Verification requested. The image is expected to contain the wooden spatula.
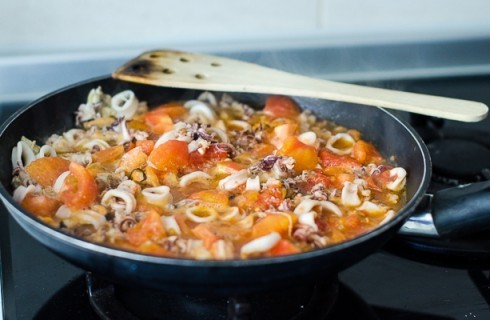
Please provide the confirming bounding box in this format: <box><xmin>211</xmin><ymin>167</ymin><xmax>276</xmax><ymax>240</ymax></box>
<box><xmin>113</xmin><ymin>50</ymin><xmax>488</xmax><ymax>122</ymax></box>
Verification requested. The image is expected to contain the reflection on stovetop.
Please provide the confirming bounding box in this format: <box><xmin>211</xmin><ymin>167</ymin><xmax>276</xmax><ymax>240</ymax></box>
<box><xmin>2</xmin><ymin>75</ymin><xmax>490</xmax><ymax>319</ymax></box>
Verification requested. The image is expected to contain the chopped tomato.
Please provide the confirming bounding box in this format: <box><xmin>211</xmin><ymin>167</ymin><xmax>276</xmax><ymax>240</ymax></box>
<box><xmin>151</xmin><ymin>102</ymin><xmax>188</xmax><ymax>120</ymax></box>
<box><xmin>144</xmin><ymin>112</ymin><xmax>173</xmax><ymax>135</ymax></box>
<box><xmin>233</xmin><ymin>190</ymin><xmax>259</xmax><ymax>211</ymax></box>
<box><xmin>277</xmin><ymin>137</ymin><xmax>319</xmax><ymax>173</ymax></box>
<box><xmin>298</xmin><ymin>170</ymin><xmax>353</xmax><ymax>193</ymax></box>
<box><xmin>256</xmin><ymin>186</ymin><xmax>285</xmax><ymax>211</ymax></box>
<box><xmin>212</xmin><ymin>160</ymin><xmax>245</xmax><ymax>175</ymax></box>
<box><xmin>135</xmin><ymin>140</ymin><xmax>155</xmax><ymax>155</ymax></box>
<box><xmin>270</xmin><ymin>239</ymin><xmax>300</xmax><ymax>256</ymax></box>
<box><xmin>188</xmin><ymin>144</ymin><xmax>229</xmax><ymax>169</ymax></box>
<box><xmin>92</xmin><ymin>145</ymin><xmax>125</xmax><ymax>164</ymax></box>
<box><xmin>263</xmin><ymin>96</ymin><xmax>301</xmax><ymax>119</ymax></box>
<box><xmin>137</xmin><ymin>241</ymin><xmax>170</xmax><ymax>256</ymax></box>
<box><xmin>269</xmin><ymin>123</ymin><xmax>298</xmax><ymax>148</ymax></box>
<box><xmin>119</xmin><ymin>146</ymin><xmax>148</xmax><ymax>174</ymax></box>
<box><xmin>306</xmin><ymin>171</ymin><xmax>334</xmax><ymax>189</ymax></box>
<box><xmin>251</xmin><ymin>143</ymin><xmax>276</xmax><ymax>158</ymax></box>
<box><xmin>21</xmin><ymin>194</ymin><xmax>62</xmax><ymax>217</ymax></box>
<box><xmin>174</xmin><ymin>213</ymin><xmax>193</xmax><ymax>237</ymax></box>
<box><xmin>60</xmin><ymin>162</ymin><xmax>98</xmax><ymax>210</ymax></box>
<box><xmin>319</xmin><ymin>149</ymin><xmax>361</xmax><ymax>174</ymax></box>
<box><xmin>144</xmin><ymin>103</ymin><xmax>188</xmax><ymax>134</ymax></box>
<box><xmin>369</xmin><ymin>166</ymin><xmax>395</xmax><ymax>191</ymax></box>
<box><xmin>126</xmin><ymin>210</ymin><xmax>166</xmax><ymax>246</ymax></box>
<box><xmin>148</xmin><ymin>140</ymin><xmax>189</xmax><ymax>172</ymax></box>
<box><xmin>189</xmin><ymin>190</ymin><xmax>230</xmax><ymax>207</ymax></box>
<box><xmin>25</xmin><ymin>157</ymin><xmax>70</xmax><ymax>187</ymax></box>
<box><xmin>192</xmin><ymin>223</ymin><xmax>220</xmax><ymax>249</ymax></box>
<box><xmin>342</xmin><ymin>214</ymin><xmax>361</xmax><ymax>231</ymax></box>
<box><xmin>352</xmin><ymin>140</ymin><xmax>383</xmax><ymax>165</ymax></box>
<box><xmin>252</xmin><ymin>213</ymin><xmax>297</xmax><ymax>238</ymax></box>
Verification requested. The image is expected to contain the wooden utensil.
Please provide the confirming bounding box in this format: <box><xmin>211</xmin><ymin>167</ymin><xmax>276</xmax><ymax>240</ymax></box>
<box><xmin>113</xmin><ymin>50</ymin><xmax>488</xmax><ymax>122</ymax></box>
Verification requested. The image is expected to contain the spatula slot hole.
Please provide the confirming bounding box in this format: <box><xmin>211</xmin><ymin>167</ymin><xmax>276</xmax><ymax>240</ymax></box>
<box><xmin>195</xmin><ymin>73</ymin><xmax>206</xmax><ymax>80</ymax></box>
<box><xmin>179</xmin><ymin>57</ymin><xmax>191</xmax><ymax>63</ymax></box>
<box><xmin>162</xmin><ymin>68</ymin><xmax>175</xmax><ymax>74</ymax></box>
<box><xmin>211</xmin><ymin>62</ymin><xmax>221</xmax><ymax>67</ymax></box>
<box><xmin>149</xmin><ymin>53</ymin><xmax>163</xmax><ymax>59</ymax></box>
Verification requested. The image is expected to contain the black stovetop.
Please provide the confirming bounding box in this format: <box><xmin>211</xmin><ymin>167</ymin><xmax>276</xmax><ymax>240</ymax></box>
<box><xmin>1</xmin><ymin>75</ymin><xmax>490</xmax><ymax>320</ymax></box>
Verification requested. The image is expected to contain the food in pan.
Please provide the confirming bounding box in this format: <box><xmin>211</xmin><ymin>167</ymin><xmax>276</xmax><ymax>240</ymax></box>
<box><xmin>10</xmin><ymin>88</ymin><xmax>407</xmax><ymax>259</ymax></box>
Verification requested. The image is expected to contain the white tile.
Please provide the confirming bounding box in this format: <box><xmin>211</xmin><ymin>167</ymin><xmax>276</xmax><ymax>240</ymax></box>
<box><xmin>0</xmin><ymin>0</ymin><xmax>319</xmax><ymax>55</ymax></box>
<box><xmin>319</xmin><ymin>0</ymin><xmax>490</xmax><ymax>35</ymax></box>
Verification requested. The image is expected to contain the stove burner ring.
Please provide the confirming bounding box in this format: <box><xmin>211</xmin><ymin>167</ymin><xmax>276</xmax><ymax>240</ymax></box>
<box><xmin>86</xmin><ymin>273</ymin><xmax>340</xmax><ymax>320</ymax></box>
<box><xmin>427</xmin><ymin>138</ymin><xmax>490</xmax><ymax>186</ymax></box>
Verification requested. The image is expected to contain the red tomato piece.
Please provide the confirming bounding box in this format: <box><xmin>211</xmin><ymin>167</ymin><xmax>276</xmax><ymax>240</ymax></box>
<box><xmin>188</xmin><ymin>144</ymin><xmax>229</xmax><ymax>169</ymax></box>
<box><xmin>148</xmin><ymin>140</ymin><xmax>189</xmax><ymax>172</ymax></box>
<box><xmin>189</xmin><ymin>190</ymin><xmax>230</xmax><ymax>207</ymax></box>
<box><xmin>277</xmin><ymin>137</ymin><xmax>319</xmax><ymax>173</ymax></box>
<box><xmin>144</xmin><ymin>112</ymin><xmax>173</xmax><ymax>135</ymax></box>
<box><xmin>319</xmin><ymin>149</ymin><xmax>361</xmax><ymax>174</ymax></box>
<box><xmin>21</xmin><ymin>194</ymin><xmax>62</xmax><ymax>217</ymax></box>
<box><xmin>269</xmin><ymin>239</ymin><xmax>301</xmax><ymax>256</ymax></box>
<box><xmin>256</xmin><ymin>186</ymin><xmax>284</xmax><ymax>211</ymax></box>
<box><xmin>252</xmin><ymin>213</ymin><xmax>297</xmax><ymax>238</ymax></box>
<box><xmin>25</xmin><ymin>157</ymin><xmax>70</xmax><ymax>187</ymax></box>
<box><xmin>352</xmin><ymin>140</ymin><xmax>384</xmax><ymax>165</ymax></box>
<box><xmin>263</xmin><ymin>96</ymin><xmax>301</xmax><ymax>119</ymax></box>
<box><xmin>192</xmin><ymin>223</ymin><xmax>220</xmax><ymax>249</ymax></box>
<box><xmin>92</xmin><ymin>145</ymin><xmax>125</xmax><ymax>164</ymax></box>
<box><xmin>135</xmin><ymin>140</ymin><xmax>155</xmax><ymax>155</ymax></box>
<box><xmin>60</xmin><ymin>162</ymin><xmax>98</xmax><ymax>210</ymax></box>
<box><xmin>126</xmin><ymin>210</ymin><xmax>166</xmax><ymax>246</ymax></box>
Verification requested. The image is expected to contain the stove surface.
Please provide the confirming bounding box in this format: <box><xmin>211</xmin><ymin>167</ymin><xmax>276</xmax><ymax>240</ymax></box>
<box><xmin>1</xmin><ymin>75</ymin><xmax>490</xmax><ymax>319</ymax></box>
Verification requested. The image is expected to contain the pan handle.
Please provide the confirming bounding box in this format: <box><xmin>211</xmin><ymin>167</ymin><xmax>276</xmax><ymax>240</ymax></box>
<box><xmin>431</xmin><ymin>180</ymin><xmax>490</xmax><ymax>239</ymax></box>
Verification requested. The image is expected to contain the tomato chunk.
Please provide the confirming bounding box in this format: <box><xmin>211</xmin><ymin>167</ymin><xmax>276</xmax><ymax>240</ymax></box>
<box><xmin>352</xmin><ymin>140</ymin><xmax>383</xmax><ymax>165</ymax></box>
<box><xmin>270</xmin><ymin>239</ymin><xmax>300</xmax><ymax>256</ymax></box>
<box><xmin>60</xmin><ymin>162</ymin><xmax>98</xmax><ymax>210</ymax></box>
<box><xmin>189</xmin><ymin>144</ymin><xmax>229</xmax><ymax>169</ymax></box>
<box><xmin>148</xmin><ymin>140</ymin><xmax>189</xmax><ymax>172</ymax></box>
<box><xmin>263</xmin><ymin>96</ymin><xmax>301</xmax><ymax>119</ymax></box>
<box><xmin>189</xmin><ymin>190</ymin><xmax>230</xmax><ymax>207</ymax></box>
<box><xmin>135</xmin><ymin>140</ymin><xmax>155</xmax><ymax>155</ymax></box>
<box><xmin>252</xmin><ymin>213</ymin><xmax>297</xmax><ymax>238</ymax></box>
<box><xmin>277</xmin><ymin>137</ymin><xmax>319</xmax><ymax>173</ymax></box>
<box><xmin>192</xmin><ymin>223</ymin><xmax>220</xmax><ymax>249</ymax></box>
<box><xmin>92</xmin><ymin>145</ymin><xmax>125</xmax><ymax>164</ymax></box>
<box><xmin>126</xmin><ymin>210</ymin><xmax>166</xmax><ymax>246</ymax></box>
<box><xmin>151</xmin><ymin>103</ymin><xmax>188</xmax><ymax>120</ymax></box>
<box><xmin>22</xmin><ymin>194</ymin><xmax>62</xmax><ymax>217</ymax></box>
<box><xmin>25</xmin><ymin>157</ymin><xmax>70</xmax><ymax>187</ymax></box>
<box><xmin>144</xmin><ymin>103</ymin><xmax>187</xmax><ymax>134</ymax></box>
<box><xmin>119</xmin><ymin>146</ymin><xmax>148</xmax><ymax>174</ymax></box>
<box><xmin>269</xmin><ymin>123</ymin><xmax>298</xmax><ymax>148</ymax></box>
<box><xmin>319</xmin><ymin>149</ymin><xmax>361</xmax><ymax>174</ymax></box>
<box><xmin>256</xmin><ymin>186</ymin><xmax>284</xmax><ymax>211</ymax></box>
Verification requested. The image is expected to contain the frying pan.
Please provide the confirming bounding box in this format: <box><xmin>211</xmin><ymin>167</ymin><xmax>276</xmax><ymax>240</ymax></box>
<box><xmin>0</xmin><ymin>76</ymin><xmax>431</xmax><ymax>294</ymax></box>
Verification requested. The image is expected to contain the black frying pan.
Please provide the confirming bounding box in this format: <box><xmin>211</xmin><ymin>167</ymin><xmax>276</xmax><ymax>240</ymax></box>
<box><xmin>0</xmin><ymin>76</ymin><xmax>431</xmax><ymax>294</ymax></box>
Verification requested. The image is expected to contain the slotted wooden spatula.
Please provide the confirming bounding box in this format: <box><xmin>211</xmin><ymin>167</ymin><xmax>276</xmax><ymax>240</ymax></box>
<box><xmin>113</xmin><ymin>50</ymin><xmax>488</xmax><ymax>122</ymax></box>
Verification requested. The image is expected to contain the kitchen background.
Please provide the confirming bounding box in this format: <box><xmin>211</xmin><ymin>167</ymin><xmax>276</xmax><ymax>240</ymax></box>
<box><xmin>2</xmin><ymin>0</ymin><xmax>490</xmax><ymax>104</ymax></box>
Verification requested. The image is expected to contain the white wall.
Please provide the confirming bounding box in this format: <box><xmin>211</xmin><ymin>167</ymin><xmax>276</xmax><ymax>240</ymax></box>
<box><xmin>2</xmin><ymin>0</ymin><xmax>490</xmax><ymax>57</ymax></box>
